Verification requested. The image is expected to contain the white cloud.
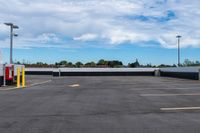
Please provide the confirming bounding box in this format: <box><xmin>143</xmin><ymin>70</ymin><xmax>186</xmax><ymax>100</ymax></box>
<box><xmin>74</xmin><ymin>33</ymin><xmax>97</xmax><ymax>41</ymax></box>
<box><xmin>0</xmin><ymin>0</ymin><xmax>200</xmax><ymax>49</ymax></box>
<box><xmin>103</xmin><ymin>28</ymin><xmax>150</xmax><ymax>45</ymax></box>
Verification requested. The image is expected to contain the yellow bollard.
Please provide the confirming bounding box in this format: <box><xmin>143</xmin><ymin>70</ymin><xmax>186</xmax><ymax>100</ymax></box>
<box><xmin>17</xmin><ymin>67</ymin><xmax>21</xmax><ymax>88</ymax></box>
<box><xmin>22</xmin><ymin>67</ymin><xmax>26</xmax><ymax>88</ymax></box>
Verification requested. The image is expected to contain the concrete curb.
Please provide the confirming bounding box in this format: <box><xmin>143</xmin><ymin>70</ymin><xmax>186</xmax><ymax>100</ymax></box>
<box><xmin>0</xmin><ymin>86</ymin><xmax>20</xmax><ymax>91</ymax></box>
<box><xmin>0</xmin><ymin>80</ymin><xmax>52</xmax><ymax>91</ymax></box>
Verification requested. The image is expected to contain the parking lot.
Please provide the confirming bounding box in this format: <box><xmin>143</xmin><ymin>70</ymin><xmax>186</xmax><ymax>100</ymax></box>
<box><xmin>0</xmin><ymin>76</ymin><xmax>200</xmax><ymax>133</ymax></box>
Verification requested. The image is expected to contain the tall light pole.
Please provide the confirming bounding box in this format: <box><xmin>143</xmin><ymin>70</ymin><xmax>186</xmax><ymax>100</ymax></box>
<box><xmin>4</xmin><ymin>23</ymin><xmax>19</xmax><ymax>64</ymax></box>
<box><xmin>176</xmin><ymin>35</ymin><xmax>182</xmax><ymax>67</ymax></box>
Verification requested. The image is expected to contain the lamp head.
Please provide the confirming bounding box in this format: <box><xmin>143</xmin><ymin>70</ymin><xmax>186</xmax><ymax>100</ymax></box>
<box><xmin>4</xmin><ymin>23</ymin><xmax>19</xmax><ymax>29</ymax></box>
<box><xmin>4</xmin><ymin>23</ymin><xmax>13</xmax><ymax>26</ymax></box>
<box><xmin>13</xmin><ymin>33</ymin><xmax>18</xmax><ymax>37</ymax></box>
<box><xmin>13</xmin><ymin>25</ymin><xmax>19</xmax><ymax>29</ymax></box>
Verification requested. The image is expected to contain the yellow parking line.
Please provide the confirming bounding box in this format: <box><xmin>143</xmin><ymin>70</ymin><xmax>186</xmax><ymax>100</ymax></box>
<box><xmin>141</xmin><ymin>93</ymin><xmax>200</xmax><ymax>97</ymax></box>
<box><xmin>161</xmin><ymin>107</ymin><xmax>200</xmax><ymax>111</ymax></box>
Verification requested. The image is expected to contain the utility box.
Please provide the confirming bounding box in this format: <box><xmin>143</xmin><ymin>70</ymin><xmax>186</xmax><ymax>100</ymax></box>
<box><xmin>0</xmin><ymin>64</ymin><xmax>25</xmax><ymax>86</ymax></box>
<box><xmin>5</xmin><ymin>64</ymin><xmax>14</xmax><ymax>85</ymax></box>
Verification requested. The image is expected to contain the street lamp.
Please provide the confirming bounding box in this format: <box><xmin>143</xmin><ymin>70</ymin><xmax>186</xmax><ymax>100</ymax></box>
<box><xmin>176</xmin><ymin>35</ymin><xmax>182</xmax><ymax>67</ymax></box>
<box><xmin>4</xmin><ymin>23</ymin><xmax>19</xmax><ymax>64</ymax></box>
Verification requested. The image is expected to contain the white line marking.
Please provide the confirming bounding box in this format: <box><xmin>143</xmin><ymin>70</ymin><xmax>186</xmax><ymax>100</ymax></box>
<box><xmin>161</xmin><ymin>107</ymin><xmax>200</xmax><ymax>111</ymax></box>
<box><xmin>69</xmin><ymin>84</ymin><xmax>80</xmax><ymax>88</ymax></box>
<box><xmin>29</xmin><ymin>80</ymin><xmax>52</xmax><ymax>87</ymax></box>
<box><xmin>129</xmin><ymin>88</ymin><xmax>199</xmax><ymax>91</ymax></box>
<box><xmin>141</xmin><ymin>93</ymin><xmax>200</xmax><ymax>97</ymax></box>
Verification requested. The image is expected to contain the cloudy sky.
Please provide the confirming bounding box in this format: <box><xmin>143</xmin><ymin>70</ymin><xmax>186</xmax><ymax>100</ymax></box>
<box><xmin>0</xmin><ymin>0</ymin><xmax>200</xmax><ymax>64</ymax></box>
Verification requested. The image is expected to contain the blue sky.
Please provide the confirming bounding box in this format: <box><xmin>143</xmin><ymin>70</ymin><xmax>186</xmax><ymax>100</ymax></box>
<box><xmin>0</xmin><ymin>0</ymin><xmax>200</xmax><ymax>65</ymax></box>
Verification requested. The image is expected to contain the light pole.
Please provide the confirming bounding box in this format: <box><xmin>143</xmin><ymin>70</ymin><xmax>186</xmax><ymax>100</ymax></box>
<box><xmin>4</xmin><ymin>23</ymin><xmax>19</xmax><ymax>64</ymax></box>
<box><xmin>176</xmin><ymin>35</ymin><xmax>182</xmax><ymax>67</ymax></box>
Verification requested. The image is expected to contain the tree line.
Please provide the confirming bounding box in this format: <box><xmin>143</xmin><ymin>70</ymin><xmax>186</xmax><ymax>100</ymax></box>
<box><xmin>14</xmin><ymin>59</ymin><xmax>200</xmax><ymax>68</ymax></box>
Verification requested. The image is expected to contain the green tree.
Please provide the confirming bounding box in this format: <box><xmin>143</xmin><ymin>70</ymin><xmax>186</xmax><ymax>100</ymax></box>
<box><xmin>75</xmin><ymin>62</ymin><xmax>83</xmax><ymax>68</ymax></box>
<box><xmin>157</xmin><ymin>64</ymin><xmax>174</xmax><ymax>68</ymax></box>
<box><xmin>97</xmin><ymin>59</ymin><xmax>108</xmax><ymax>66</ymax></box>
<box><xmin>183</xmin><ymin>59</ymin><xmax>200</xmax><ymax>66</ymax></box>
<box><xmin>55</xmin><ymin>60</ymin><xmax>68</xmax><ymax>67</ymax></box>
<box><xmin>85</xmin><ymin>62</ymin><xmax>96</xmax><ymax>67</ymax></box>
<box><xmin>128</xmin><ymin>59</ymin><xmax>140</xmax><ymax>68</ymax></box>
<box><xmin>67</xmin><ymin>62</ymin><xmax>74</xmax><ymax>67</ymax></box>
<box><xmin>108</xmin><ymin>60</ymin><xmax>123</xmax><ymax>68</ymax></box>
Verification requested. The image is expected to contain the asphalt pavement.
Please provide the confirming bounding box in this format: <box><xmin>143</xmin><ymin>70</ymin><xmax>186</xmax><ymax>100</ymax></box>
<box><xmin>0</xmin><ymin>76</ymin><xmax>200</xmax><ymax>133</ymax></box>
